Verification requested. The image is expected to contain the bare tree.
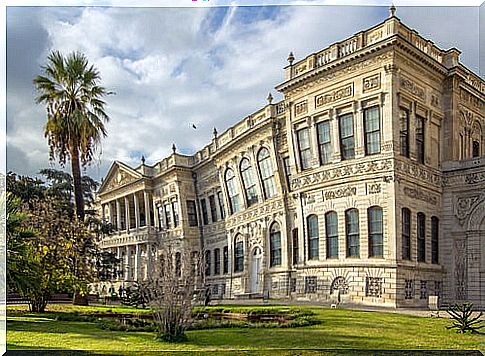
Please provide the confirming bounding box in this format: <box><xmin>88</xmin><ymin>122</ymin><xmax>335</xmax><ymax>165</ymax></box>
<box><xmin>139</xmin><ymin>242</ymin><xmax>204</xmax><ymax>342</ymax></box>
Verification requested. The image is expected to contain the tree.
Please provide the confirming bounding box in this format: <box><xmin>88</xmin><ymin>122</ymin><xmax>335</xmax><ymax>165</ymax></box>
<box><xmin>138</xmin><ymin>244</ymin><xmax>204</xmax><ymax>342</ymax></box>
<box><xmin>33</xmin><ymin>51</ymin><xmax>110</xmax><ymax>221</ymax></box>
<box><xmin>6</xmin><ymin>193</ymin><xmax>36</xmax><ymax>293</ymax></box>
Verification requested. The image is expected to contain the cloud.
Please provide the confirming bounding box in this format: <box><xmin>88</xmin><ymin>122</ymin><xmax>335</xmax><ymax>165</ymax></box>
<box><xmin>6</xmin><ymin>5</ymin><xmax>480</xmax><ymax>182</ymax></box>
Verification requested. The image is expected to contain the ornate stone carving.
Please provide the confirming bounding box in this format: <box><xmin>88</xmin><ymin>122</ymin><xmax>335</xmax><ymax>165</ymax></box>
<box><xmin>366</xmin><ymin>183</ymin><xmax>381</xmax><ymax>194</ymax></box>
<box><xmin>394</xmin><ymin>160</ymin><xmax>442</xmax><ymax>188</ymax></box>
<box><xmin>465</xmin><ymin>172</ymin><xmax>485</xmax><ymax>184</ymax></box>
<box><xmin>315</xmin><ymin>84</ymin><xmax>353</xmax><ymax>108</ymax></box>
<box><xmin>365</xmin><ymin>277</ymin><xmax>382</xmax><ymax>297</ymax></box>
<box><xmin>226</xmin><ymin>198</ymin><xmax>284</xmax><ymax>228</ymax></box>
<box><xmin>454</xmin><ymin>195</ymin><xmax>482</xmax><ymax>222</ymax></box>
<box><xmin>403</xmin><ymin>187</ymin><xmax>438</xmax><ymax>205</ymax></box>
<box><xmin>363</xmin><ymin>74</ymin><xmax>380</xmax><ymax>93</ymax></box>
<box><xmin>330</xmin><ymin>276</ymin><xmax>349</xmax><ymax>295</ymax></box>
<box><xmin>106</xmin><ymin>169</ymin><xmax>137</xmax><ymax>191</ymax></box>
<box><xmin>291</xmin><ymin>159</ymin><xmax>393</xmax><ymax>190</ymax></box>
<box><xmin>324</xmin><ymin>186</ymin><xmax>357</xmax><ymax>200</ymax></box>
<box><xmin>454</xmin><ymin>238</ymin><xmax>467</xmax><ymax>300</ymax></box>
<box><xmin>400</xmin><ymin>76</ymin><xmax>425</xmax><ymax>100</ymax></box>
<box><xmin>295</xmin><ymin>100</ymin><xmax>308</xmax><ymax>116</ymax></box>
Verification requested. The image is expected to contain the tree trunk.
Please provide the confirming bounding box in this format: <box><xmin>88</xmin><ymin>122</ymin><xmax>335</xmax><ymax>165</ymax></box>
<box><xmin>70</xmin><ymin>147</ymin><xmax>85</xmax><ymax>221</ymax></box>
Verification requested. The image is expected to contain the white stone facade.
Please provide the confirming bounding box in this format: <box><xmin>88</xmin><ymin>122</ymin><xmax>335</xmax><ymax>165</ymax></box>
<box><xmin>95</xmin><ymin>12</ymin><xmax>485</xmax><ymax>308</ymax></box>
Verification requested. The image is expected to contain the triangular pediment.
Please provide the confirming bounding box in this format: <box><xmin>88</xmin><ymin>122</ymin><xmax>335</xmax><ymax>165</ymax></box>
<box><xmin>98</xmin><ymin>161</ymin><xmax>143</xmax><ymax>195</ymax></box>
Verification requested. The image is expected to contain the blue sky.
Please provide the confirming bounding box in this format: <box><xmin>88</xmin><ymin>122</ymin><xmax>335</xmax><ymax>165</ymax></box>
<box><xmin>5</xmin><ymin>4</ymin><xmax>482</xmax><ymax>181</ymax></box>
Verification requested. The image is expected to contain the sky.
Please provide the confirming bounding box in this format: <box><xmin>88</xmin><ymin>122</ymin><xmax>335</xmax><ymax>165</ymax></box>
<box><xmin>5</xmin><ymin>2</ymin><xmax>483</xmax><ymax>183</ymax></box>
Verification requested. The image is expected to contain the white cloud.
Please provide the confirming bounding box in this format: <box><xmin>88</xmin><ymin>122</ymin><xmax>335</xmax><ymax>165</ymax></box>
<box><xmin>6</xmin><ymin>5</ymin><xmax>480</xmax><ymax>181</ymax></box>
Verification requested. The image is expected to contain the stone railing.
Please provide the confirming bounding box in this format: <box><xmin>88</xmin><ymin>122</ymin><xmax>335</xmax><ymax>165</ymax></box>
<box><xmin>286</xmin><ymin>16</ymin><xmax>447</xmax><ymax>80</ymax></box>
<box><xmin>99</xmin><ymin>226</ymin><xmax>159</xmax><ymax>248</ymax></box>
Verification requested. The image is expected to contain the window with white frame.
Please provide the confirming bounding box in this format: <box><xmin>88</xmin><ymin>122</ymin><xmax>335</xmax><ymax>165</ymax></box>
<box><xmin>297</xmin><ymin>128</ymin><xmax>312</xmax><ymax>170</ymax></box>
<box><xmin>317</xmin><ymin>121</ymin><xmax>332</xmax><ymax>164</ymax></box>
<box><xmin>225</xmin><ymin>169</ymin><xmax>242</xmax><ymax>214</ymax></box>
<box><xmin>364</xmin><ymin>106</ymin><xmax>381</xmax><ymax>155</ymax></box>
<box><xmin>257</xmin><ymin>148</ymin><xmax>277</xmax><ymax>199</ymax></box>
<box><xmin>240</xmin><ymin>158</ymin><xmax>259</xmax><ymax>207</ymax></box>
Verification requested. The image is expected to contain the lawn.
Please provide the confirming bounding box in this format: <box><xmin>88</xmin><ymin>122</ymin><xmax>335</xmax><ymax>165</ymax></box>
<box><xmin>7</xmin><ymin>304</ymin><xmax>485</xmax><ymax>354</ymax></box>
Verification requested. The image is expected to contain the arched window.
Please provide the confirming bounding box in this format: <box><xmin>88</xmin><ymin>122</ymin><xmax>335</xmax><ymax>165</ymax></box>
<box><xmin>307</xmin><ymin>215</ymin><xmax>319</xmax><ymax>260</ymax></box>
<box><xmin>257</xmin><ymin>148</ymin><xmax>277</xmax><ymax>199</ymax></box>
<box><xmin>225</xmin><ymin>168</ymin><xmax>242</xmax><ymax>214</ymax></box>
<box><xmin>368</xmin><ymin>206</ymin><xmax>383</xmax><ymax>257</ymax></box>
<box><xmin>345</xmin><ymin>209</ymin><xmax>359</xmax><ymax>257</ymax></box>
<box><xmin>325</xmin><ymin>211</ymin><xmax>338</xmax><ymax>258</ymax></box>
<box><xmin>234</xmin><ymin>236</ymin><xmax>244</xmax><ymax>273</ymax></box>
<box><xmin>240</xmin><ymin>158</ymin><xmax>259</xmax><ymax>207</ymax></box>
<box><xmin>269</xmin><ymin>222</ymin><xmax>282</xmax><ymax>267</ymax></box>
<box><xmin>472</xmin><ymin>122</ymin><xmax>482</xmax><ymax>158</ymax></box>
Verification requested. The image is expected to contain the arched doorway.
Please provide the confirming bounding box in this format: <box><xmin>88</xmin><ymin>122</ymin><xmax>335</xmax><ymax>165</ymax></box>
<box><xmin>250</xmin><ymin>247</ymin><xmax>262</xmax><ymax>293</ymax></box>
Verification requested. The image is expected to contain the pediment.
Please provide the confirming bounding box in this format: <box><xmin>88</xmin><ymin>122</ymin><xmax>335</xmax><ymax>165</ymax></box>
<box><xmin>98</xmin><ymin>161</ymin><xmax>143</xmax><ymax>195</ymax></box>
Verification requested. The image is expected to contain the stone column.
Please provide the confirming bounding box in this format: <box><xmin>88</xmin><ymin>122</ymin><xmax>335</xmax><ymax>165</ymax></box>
<box><xmin>330</xmin><ymin>109</ymin><xmax>341</xmax><ymax>162</ymax></box>
<box><xmin>108</xmin><ymin>203</ymin><xmax>113</xmax><ymax>225</ymax></box>
<box><xmin>144</xmin><ymin>191</ymin><xmax>151</xmax><ymax>227</ymax></box>
<box><xmin>153</xmin><ymin>200</ymin><xmax>160</xmax><ymax>229</ymax></box>
<box><xmin>124</xmin><ymin>246</ymin><xmax>130</xmax><ymax>280</ymax></box>
<box><xmin>125</xmin><ymin>196</ymin><xmax>131</xmax><ymax>233</ymax></box>
<box><xmin>309</xmin><ymin>118</ymin><xmax>319</xmax><ymax>168</ymax></box>
<box><xmin>101</xmin><ymin>204</ymin><xmax>106</xmax><ymax>222</ymax></box>
<box><xmin>355</xmin><ymin>103</ymin><xmax>365</xmax><ymax>158</ymax></box>
<box><xmin>134</xmin><ymin>193</ymin><xmax>140</xmax><ymax>230</ymax></box>
<box><xmin>135</xmin><ymin>244</ymin><xmax>141</xmax><ymax>282</ymax></box>
<box><xmin>116</xmin><ymin>199</ymin><xmax>122</xmax><ymax>231</ymax></box>
<box><xmin>116</xmin><ymin>246</ymin><xmax>121</xmax><ymax>281</ymax></box>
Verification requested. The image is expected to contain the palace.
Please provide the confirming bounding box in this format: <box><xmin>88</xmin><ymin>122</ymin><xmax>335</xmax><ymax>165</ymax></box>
<box><xmin>95</xmin><ymin>9</ymin><xmax>485</xmax><ymax>308</ymax></box>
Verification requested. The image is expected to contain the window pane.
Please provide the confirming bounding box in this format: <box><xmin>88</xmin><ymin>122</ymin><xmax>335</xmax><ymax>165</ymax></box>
<box><xmin>234</xmin><ymin>240</ymin><xmax>244</xmax><ymax>272</ymax></box>
<box><xmin>225</xmin><ymin>169</ymin><xmax>242</xmax><ymax>214</ymax></box>
<box><xmin>416</xmin><ymin>116</ymin><xmax>425</xmax><ymax>164</ymax></box>
<box><xmin>258</xmin><ymin>149</ymin><xmax>277</xmax><ymax>199</ymax></box>
<box><xmin>317</xmin><ymin>121</ymin><xmax>332</xmax><ymax>164</ymax></box>
<box><xmin>431</xmin><ymin>216</ymin><xmax>439</xmax><ymax>264</ymax></box>
<box><xmin>326</xmin><ymin>212</ymin><xmax>338</xmax><ymax>258</ymax></box>
<box><xmin>340</xmin><ymin>114</ymin><xmax>355</xmax><ymax>160</ymax></box>
<box><xmin>298</xmin><ymin>128</ymin><xmax>312</xmax><ymax>169</ymax></box>
<box><xmin>240</xmin><ymin>158</ymin><xmax>259</xmax><ymax>206</ymax></box>
<box><xmin>346</xmin><ymin>209</ymin><xmax>360</xmax><ymax>257</ymax></box>
<box><xmin>270</xmin><ymin>224</ymin><xmax>282</xmax><ymax>267</ymax></box>
<box><xmin>417</xmin><ymin>212</ymin><xmax>426</xmax><ymax>262</ymax></box>
<box><xmin>400</xmin><ymin>109</ymin><xmax>409</xmax><ymax>157</ymax></box>
<box><xmin>368</xmin><ymin>207</ymin><xmax>383</xmax><ymax>257</ymax></box>
<box><xmin>402</xmin><ymin>208</ymin><xmax>411</xmax><ymax>260</ymax></box>
<box><xmin>307</xmin><ymin>215</ymin><xmax>319</xmax><ymax>260</ymax></box>
<box><xmin>209</xmin><ymin>195</ymin><xmax>217</xmax><ymax>222</ymax></box>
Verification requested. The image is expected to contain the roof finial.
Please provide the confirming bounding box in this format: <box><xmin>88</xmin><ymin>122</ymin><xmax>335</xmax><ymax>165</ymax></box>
<box><xmin>389</xmin><ymin>4</ymin><xmax>396</xmax><ymax>17</ymax></box>
<box><xmin>267</xmin><ymin>92</ymin><xmax>273</xmax><ymax>104</ymax></box>
<box><xmin>213</xmin><ymin>127</ymin><xmax>218</xmax><ymax>138</ymax></box>
<box><xmin>141</xmin><ymin>155</ymin><xmax>146</xmax><ymax>165</ymax></box>
<box><xmin>172</xmin><ymin>143</ymin><xmax>177</xmax><ymax>154</ymax></box>
<box><xmin>287</xmin><ymin>52</ymin><xmax>295</xmax><ymax>65</ymax></box>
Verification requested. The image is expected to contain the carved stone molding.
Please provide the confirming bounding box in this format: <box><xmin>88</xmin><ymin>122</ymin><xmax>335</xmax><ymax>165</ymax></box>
<box><xmin>403</xmin><ymin>186</ymin><xmax>438</xmax><ymax>205</ymax></box>
<box><xmin>315</xmin><ymin>84</ymin><xmax>353</xmax><ymax>108</ymax></box>
<box><xmin>363</xmin><ymin>74</ymin><xmax>381</xmax><ymax>93</ymax></box>
<box><xmin>400</xmin><ymin>76</ymin><xmax>425</xmax><ymax>100</ymax></box>
<box><xmin>291</xmin><ymin>159</ymin><xmax>393</xmax><ymax>190</ymax></box>
<box><xmin>226</xmin><ymin>198</ymin><xmax>284</xmax><ymax>228</ymax></box>
<box><xmin>323</xmin><ymin>186</ymin><xmax>357</xmax><ymax>201</ymax></box>
<box><xmin>454</xmin><ymin>195</ymin><xmax>482</xmax><ymax>223</ymax></box>
<box><xmin>394</xmin><ymin>160</ymin><xmax>442</xmax><ymax>188</ymax></box>
<box><xmin>454</xmin><ymin>238</ymin><xmax>467</xmax><ymax>301</ymax></box>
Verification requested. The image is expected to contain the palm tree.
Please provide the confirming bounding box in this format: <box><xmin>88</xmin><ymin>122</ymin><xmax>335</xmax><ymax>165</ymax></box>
<box><xmin>34</xmin><ymin>51</ymin><xmax>110</xmax><ymax>220</ymax></box>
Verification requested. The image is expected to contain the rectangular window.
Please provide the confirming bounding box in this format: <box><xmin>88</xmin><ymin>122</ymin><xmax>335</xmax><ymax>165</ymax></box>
<box><xmin>164</xmin><ymin>203</ymin><xmax>172</xmax><ymax>229</ymax></box>
<box><xmin>339</xmin><ymin>114</ymin><xmax>355</xmax><ymax>160</ymax></box>
<box><xmin>223</xmin><ymin>246</ymin><xmax>228</xmax><ymax>274</ymax></box>
<box><xmin>186</xmin><ymin>200</ymin><xmax>198</xmax><ymax>227</ymax></box>
<box><xmin>364</xmin><ymin>106</ymin><xmax>381</xmax><ymax>155</ymax></box>
<box><xmin>292</xmin><ymin>228</ymin><xmax>299</xmax><ymax>265</ymax></box>
<box><xmin>214</xmin><ymin>248</ymin><xmax>221</xmax><ymax>275</ymax></box>
<box><xmin>172</xmin><ymin>201</ymin><xmax>179</xmax><ymax>227</ymax></box>
<box><xmin>431</xmin><ymin>216</ymin><xmax>439</xmax><ymax>264</ymax></box>
<box><xmin>417</xmin><ymin>213</ymin><xmax>426</xmax><ymax>262</ymax></box>
<box><xmin>405</xmin><ymin>279</ymin><xmax>414</xmax><ymax>299</ymax></box>
<box><xmin>400</xmin><ymin>109</ymin><xmax>410</xmax><ymax>157</ymax></box>
<box><xmin>402</xmin><ymin>208</ymin><xmax>411</xmax><ymax>260</ymax></box>
<box><xmin>200</xmin><ymin>198</ymin><xmax>209</xmax><ymax>225</ymax></box>
<box><xmin>205</xmin><ymin>250</ymin><xmax>211</xmax><ymax>276</ymax></box>
<box><xmin>305</xmin><ymin>276</ymin><xmax>317</xmax><ymax>294</ymax></box>
<box><xmin>217</xmin><ymin>192</ymin><xmax>226</xmax><ymax>219</ymax></box>
<box><xmin>345</xmin><ymin>209</ymin><xmax>360</xmax><ymax>258</ymax></box>
<box><xmin>317</xmin><ymin>121</ymin><xmax>332</xmax><ymax>164</ymax></box>
<box><xmin>209</xmin><ymin>195</ymin><xmax>217</xmax><ymax>223</ymax></box>
<box><xmin>297</xmin><ymin>128</ymin><xmax>312</xmax><ymax>170</ymax></box>
<box><xmin>416</xmin><ymin>116</ymin><xmax>425</xmax><ymax>164</ymax></box>
<box><xmin>473</xmin><ymin>141</ymin><xmax>480</xmax><ymax>158</ymax></box>
<box><xmin>368</xmin><ymin>207</ymin><xmax>383</xmax><ymax>257</ymax></box>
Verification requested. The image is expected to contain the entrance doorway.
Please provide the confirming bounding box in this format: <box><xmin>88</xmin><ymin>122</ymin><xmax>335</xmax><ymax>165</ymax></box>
<box><xmin>250</xmin><ymin>247</ymin><xmax>262</xmax><ymax>293</ymax></box>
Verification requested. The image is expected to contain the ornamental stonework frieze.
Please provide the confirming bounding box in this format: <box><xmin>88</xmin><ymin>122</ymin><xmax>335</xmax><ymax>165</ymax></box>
<box><xmin>400</xmin><ymin>76</ymin><xmax>425</xmax><ymax>100</ymax></box>
<box><xmin>366</xmin><ymin>183</ymin><xmax>382</xmax><ymax>194</ymax></box>
<box><xmin>290</xmin><ymin>159</ymin><xmax>393</xmax><ymax>190</ymax></box>
<box><xmin>323</xmin><ymin>186</ymin><xmax>357</xmax><ymax>201</ymax></box>
<box><xmin>205</xmin><ymin>235</ymin><xmax>227</xmax><ymax>246</ymax></box>
<box><xmin>225</xmin><ymin>198</ymin><xmax>284</xmax><ymax>228</ymax></box>
<box><xmin>362</xmin><ymin>74</ymin><xmax>381</xmax><ymax>93</ymax></box>
<box><xmin>285</xmin><ymin>52</ymin><xmax>391</xmax><ymax>97</ymax></box>
<box><xmin>394</xmin><ymin>160</ymin><xmax>442</xmax><ymax>188</ymax></box>
<box><xmin>454</xmin><ymin>194</ymin><xmax>483</xmax><ymax>224</ymax></box>
<box><xmin>459</xmin><ymin>89</ymin><xmax>483</xmax><ymax>112</ymax></box>
<box><xmin>315</xmin><ymin>84</ymin><xmax>353</xmax><ymax>108</ymax></box>
<box><xmin>295</xmin><ymin>100</ymin><xmax>308</xmax><ymax>116</ymax></box>
<box><xmin>403</xmin><ymin>186</ymin><xmax>438</xmax><ymax>206</ymax></box>
<box><xmin>465</xmin><ymin>172</ymin><xmax>485</xmax><ymax>184</ymax></box>
<box><xmin>105</xmin><ymin>170</ymin><xmax>138</xmax><ymax>192</ymax></box>
<box><xmin>100</xmin><ymin>181</ymin><xmax>146</xmax><ymax>201</ymax></box>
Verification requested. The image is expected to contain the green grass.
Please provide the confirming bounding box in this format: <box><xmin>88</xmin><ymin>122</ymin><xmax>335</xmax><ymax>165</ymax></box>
<box><xmin>7</xmin><ymin>305</ymin><xmax>485</xmax><ymax>354</ymax></box>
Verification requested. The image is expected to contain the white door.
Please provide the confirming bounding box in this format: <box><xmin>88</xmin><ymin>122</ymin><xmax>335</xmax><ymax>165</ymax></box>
<box><xmin>250</xmin><ymin>247</ymin><xmax>262</xmax><ymax>293</ymax></box>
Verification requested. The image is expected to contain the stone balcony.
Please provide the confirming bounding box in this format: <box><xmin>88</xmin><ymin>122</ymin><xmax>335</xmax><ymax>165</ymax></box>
<box><xmin>98</xmin><ymin>225</ymin><xmax>159</xmax><ymax>248</ymax></box>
